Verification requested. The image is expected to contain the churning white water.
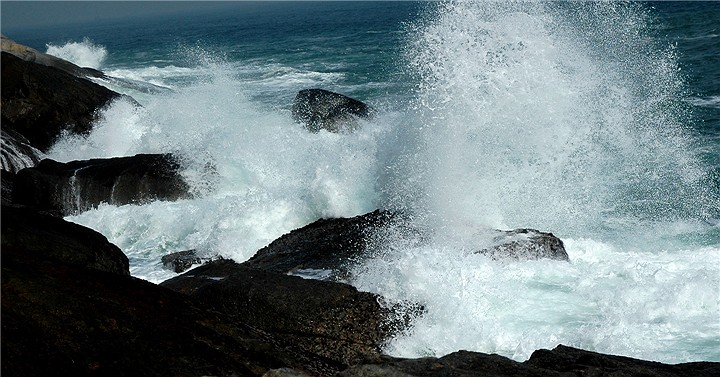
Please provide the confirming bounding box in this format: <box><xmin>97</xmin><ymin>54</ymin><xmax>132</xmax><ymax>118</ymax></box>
<box><xmin>47</xmin><ymin>0</ymin><xmax>719</xmax><ymax>364</ymax></box>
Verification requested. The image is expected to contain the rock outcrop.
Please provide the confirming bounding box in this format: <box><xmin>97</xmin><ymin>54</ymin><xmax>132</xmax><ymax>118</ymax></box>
<box><xmin>161</xmin><ymin>259</ymin><xmax>405</xmax><ymax>368</ymax></box>
<box><xmin>244</xmin><ymin>210</ymin><xmax>398</xmax><ymax>281</ymax></box>
<box><xmin>1</xmin><ymin>51</ymin><xmax>121</xmax><ymax>152</ymax></box>
<box><xmin>12</xmin><ymin>154</ymin><xmax>191</xmax><ymax>216</ymax></box>
<box><xmin>291</xmin><ymin>89</ymin><xmax>375</xmax><ymax>133</ymax></box>
<box><xmin>161</xmin><ymin>249</ymin><xmax>216</xmax><ymax>273</ymax></box>
<box><xmin>2</xmin><ymin>204</ymin><xmax>129</xmax><ymax>275</ymax></box>
<box><xmin>334</xmin><ymin>345</ymin><xmax>720</xmax><ymax>377</ymax></box>
<box><xmin>1</xmin><ymin>228</ymin><xmax>334</xmax><ymax>377</ymax></box>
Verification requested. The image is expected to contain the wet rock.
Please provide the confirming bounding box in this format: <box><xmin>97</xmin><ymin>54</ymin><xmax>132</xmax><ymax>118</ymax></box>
<box><xmin>161</xmin><ymin>249</ymin><xmax>217</xmax><ymax>273</ymax></box>
<box><xmin>161</xmin><ymin>259</ymin><xmax>403</xmax><ymax>367</ymax></box>
<box><xmin>1</xmin><ymin>242</ymin><xmax>333</xmax><ymax>377</ymax></box>
<box><xmin>479</xmin><ymin>228</ymin><xmax>569</xmax><ymax>262</ymax></box>
<box><xmin>339</xmin><ymin>346</ymin><xmax>720</xmax><ymax>377</ymax></box>
<box><xmin>1</xmin><ymin>129</ymin><xmax>43</xmax><ymax>173</ymax></box>
<box><xmin>291</xmin><ymin>89</ymin><xmax>374</xmax><ymax>133</ymax></box>
<box><xmin>243</xmin><ymin>210</ymin><xmax>398</xmax><ymax>281</ymax></box>
<box><xmin>1</xmin><ymin>51</ymin><xmax>121</xmax><ymax>152</ymax></box>
<box><xmin>1</xmin><ymin>204</ymin><xmax>129</xmax><ymax>275</ymax></box>
<box><xmin>12</xmin><ymin>154</ymin><xmax>191</xmax><ymax>216</ymax></box>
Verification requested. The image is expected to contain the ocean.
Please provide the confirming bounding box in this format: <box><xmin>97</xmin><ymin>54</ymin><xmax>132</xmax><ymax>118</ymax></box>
<box><xmin>3</xmin><ymin>0</ymin><xmax>719</xmax><ymax>365</ymax></box>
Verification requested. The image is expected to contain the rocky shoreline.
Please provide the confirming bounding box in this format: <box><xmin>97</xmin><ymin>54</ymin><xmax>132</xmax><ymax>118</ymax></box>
<box><xmin>2</xmin><ymin>36</ymin><xmax>718</xmax><ymax>376</ymax></box>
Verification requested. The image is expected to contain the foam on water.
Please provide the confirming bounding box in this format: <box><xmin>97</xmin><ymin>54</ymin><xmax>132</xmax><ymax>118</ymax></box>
<box><xmin>46</xmin><ymin>37</ymin><xmax>107</xmax><ymax>69</ymax></box>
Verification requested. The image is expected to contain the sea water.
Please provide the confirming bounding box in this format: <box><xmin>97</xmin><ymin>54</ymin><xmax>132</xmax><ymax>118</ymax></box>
<box><xmin>4</xmin><ymin>1</ymin><xmax>719</xmax><ymax>364</ymax></box>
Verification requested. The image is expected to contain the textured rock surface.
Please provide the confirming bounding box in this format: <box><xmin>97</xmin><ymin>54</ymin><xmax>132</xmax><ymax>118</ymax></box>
<box><xmin>1</xmin><ymin>51</ymin><xmax>121</xmax><ymax>152</ymax></box>
<box><xmin>244</xmin><ymin>210</ymin><xmax>398</xmax><ymax>281</ymax></box>
<box><xmin>1</xmin><ymin>204</ymin><xmax>129</xmax><ymax>275</ymax></box>
<box><xmin>161</xmin><ymin>249</ymin><xmax>211</xmax><ymax>273</ymax></box>
<box><xmin>1</xmin><ymin>245</ymin><xmax>333</xmax><ymax>377</ymax></box>
<box><xmin>12</xmin><ymin>154</ymin><xmax>191</xmax><ymax>216</ymax></box>
<box><xmin>291</xmin><ymin>88</ymin><xmax>374</xmax><ymax>132</ymax></box>
<box><xmin>161</xmin><ymin>259</ymin><xmax>401</xmax><ymax>367</ymax></box>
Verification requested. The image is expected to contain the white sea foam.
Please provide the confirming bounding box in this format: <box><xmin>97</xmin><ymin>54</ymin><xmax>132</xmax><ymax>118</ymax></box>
<box><xmin>46</xmin><ymin>37</ymin><xmax>107</xmax><ymax>69</ymax></box>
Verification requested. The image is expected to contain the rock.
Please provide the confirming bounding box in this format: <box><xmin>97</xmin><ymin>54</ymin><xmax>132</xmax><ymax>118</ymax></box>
<box><xmin>1</xmin><ymin>129</ymin><xmax>44</xmax><ymax>173</ymax></box>
<box><xmin>291</xmin><ymin>88</ymin><xmax>374</xmax><ymax>133</ymax></box>
<box><xmin>1</xmin><ymin>241</ymin><xmax>333</xmax><ymax>377</ymax></box>
<box><xmin>1</xmin><ymin>204</ymin><xmax>129</xmax><ymax>275</ymax></box>
<box><xmin>1</xmin><ymin>51</ymin><xmax>122</xmax><ymax>152</ymax></box>
<box><xmin>161</xmin><ymin>259</ymin><xmax>406</xmax><ymax>367</ymax></box>
<box><xmin>161</xmin><ymin>249</ymin><xmax>208</xmax><ymax>273</ymax></box>
<box><xmin>339</xmin><ymin>346</ymin><xmax>720</xmax><ymax>377</ymax></box>
<box><xmin>2</xmin><ymin>169</ymin><xmax>16</xmax><ymax>206</ymax></box>
<box><xmin>243</xmin><ymin>210</ymin><xmax>399</xmax><ymax>281</ymax></box>
<box><xmin>479</xmin><ymin>228</ymin><xmax>569</xmax><ymax>262</ymax></box>
<box><xmin>1</xmin><ymin>34</ymin><xmax>105</xmax><ymax>78</ymax></box>
<box><xmin>12</xmin><ymin>154</ymin><xmax>191</xmax><ymax>216</ymax></box>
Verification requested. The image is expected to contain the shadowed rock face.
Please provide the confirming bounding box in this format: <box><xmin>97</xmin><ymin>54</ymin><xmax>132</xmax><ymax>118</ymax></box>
<box><xmin>12</xmin><ymin>154</ymin><xmax>191</xmax><ymax>216</ymax></box>
<box><xmin>1</xmin><ymin>204</ymin><xmax>129</xmax><ymax>275</ymax></box>
<box><xmin>1</xmin><ymin>240</ymin><xmax>335</xmax><ymax>377</ymax></box>
<box><xmin>161</xmin><ymin>259</ymin><xmax>402</xmax><ymax>367</ymax></box>
<box><xmin>1</xmin><ymin>51</ymin><xmax>121</xmax><ymax>152</ymax></box>
<box><xmin>291</xmin><ymin>89</ymin><xmax>374</xmax><ymax>133</ymax></box>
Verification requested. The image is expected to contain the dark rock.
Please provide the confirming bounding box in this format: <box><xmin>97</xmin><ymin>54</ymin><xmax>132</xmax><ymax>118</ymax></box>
<box><xmin>291</xmin><ymin>89</ymin><xmax>375</xmax><ymax>133</ymax></box>
<box><xmin>339</xmin><ymin>346</ymin><xmax>720</xmax><ymax>377</ymax></box>
<box><xmin>1</xmin><ymin>129</ymin><xmax>43</xmax><ymax>173</ymax></box>
<box><xmin>1</xmin><ymin>242</ymin><xmax>334</xmax><ymax>377</ymax></box>
<box><xmin>161</xmin><ymin>249</ymin><xmax>205</xmax><ymax>273</ymax></box>
<box><xmin>12</xmin><ymin>153</ymin><xmax>191</xmax><ymax>216</ymax></box>
<box><xmin>479</xmin><ymin>228</ymin><xmax>569</xmax><ymax>262</ymax></box>
<box><xmin>2</xmin><ymin>169</ymin><xmax>16</xmax><ymax>205</ymax></box>
<box><xmin>1</xmin><ymin>204</ymin><xmax>129</xmax><ymax>275</ymax></box>
<box><xmin>243</xmin><ymin>210</ymin><xmax>399</xmax><ymax>281</ymax></box>
<box><xmin>1</xmin><ymin>51</ymin><xmax>121</xmax><ymax>152</ymax></box>
<box><xmin>161</xmin><ymin>259</ymin><xmax>405</xmax><ymax>367</ymax></box>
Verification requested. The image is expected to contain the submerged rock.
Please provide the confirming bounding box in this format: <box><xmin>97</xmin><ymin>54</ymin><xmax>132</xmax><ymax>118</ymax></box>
<box><xmin>12</xmin><ymin>154</ymin><xmax>191</xmax><ymax>216</ymax></box>
<box><xmin>291</xmin><ymin>88</ymin><xmax>374</xmax><ymax>133</ymax></box>
<box><xmin>1</xmin><ymin>204</ymin><xmax>129</xmax><ymax>275</ymax></box>
<box><xmin>1</xmin><ymin>51</ymin><xmax>121</xmax><ymax>152</ymax></box>
<box><xmin>161</xmin><ymin>259</ymin><xmax>406</xmax><ymax>367</ymax></box>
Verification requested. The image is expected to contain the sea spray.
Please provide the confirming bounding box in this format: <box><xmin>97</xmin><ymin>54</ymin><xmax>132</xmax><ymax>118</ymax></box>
<box><xmin>46</xmin><ymin>37</ymin><xmax>107</xmax><ymax>69</ymax></box>
<box><xmin>52</xmin><ymin>54</ymin><xmax>387</xmax><ymax>276</ymax></box>
<box><xmin>350</xmin><ymin>0</ymin><xmax>720</xmax><ymax>363</ymax></box>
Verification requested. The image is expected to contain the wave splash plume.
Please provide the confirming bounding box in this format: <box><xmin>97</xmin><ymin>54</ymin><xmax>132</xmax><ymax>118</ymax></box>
<box><xmin>46</xmin><ymin>37</ymin><xmax>107</xmax><ymax>69</ymax></box>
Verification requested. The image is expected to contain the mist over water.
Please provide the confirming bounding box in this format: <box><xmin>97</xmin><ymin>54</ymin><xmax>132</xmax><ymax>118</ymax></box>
<box><xmin>39</xmin><ymin>0</ymin><xmax>720</xmax><ymax>364</ymax></box>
